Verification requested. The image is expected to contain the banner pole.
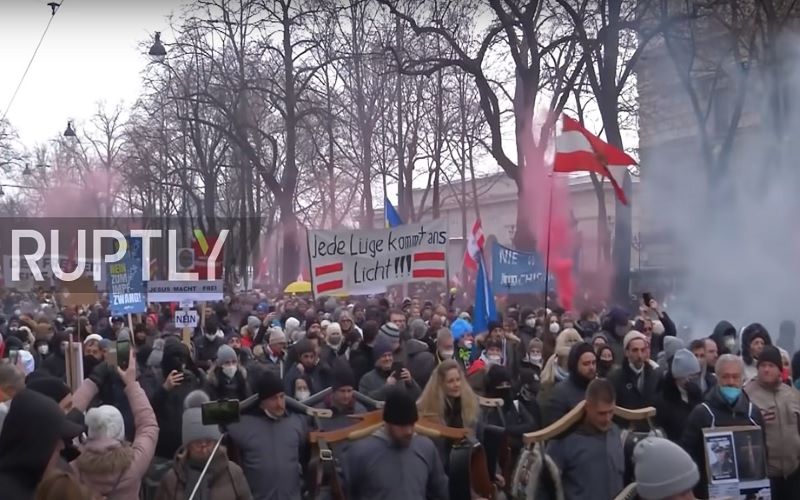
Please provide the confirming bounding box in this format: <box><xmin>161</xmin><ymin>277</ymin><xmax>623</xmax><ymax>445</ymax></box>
<box><xmin>543</xmin><ymin>176</ymin><xmax>554</xmax><ymax>312</ymax></box>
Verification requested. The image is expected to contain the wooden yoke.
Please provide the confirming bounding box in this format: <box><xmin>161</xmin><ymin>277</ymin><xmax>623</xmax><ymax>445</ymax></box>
<box><xmin>308</xmin><ymin>410</ymin><xmax>384</xmax><ymax>444</ymax></box>
<box><xmin>523</xmin><ymin>403</ymin><xmax>657</xmax><ymax>445</ymax></box>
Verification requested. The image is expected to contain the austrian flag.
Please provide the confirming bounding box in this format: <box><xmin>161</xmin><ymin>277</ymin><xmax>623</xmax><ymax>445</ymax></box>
<box><xmin>554</xmin><ymin>115</ymin><xmax>637</xmax><ymax>205</ymax></box>
<box><xmin>463</xmin><ymin>219</ymin><xmax>485</xmax><ymax>272</ymax></box>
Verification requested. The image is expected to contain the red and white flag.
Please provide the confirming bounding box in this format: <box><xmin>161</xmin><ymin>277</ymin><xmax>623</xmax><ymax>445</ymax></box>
<box><xmin>463</xmin><ymin>219</ymin><xmax>485</xmax><ymax>271</ymax></box>
<box><xmin>554</xmin><ymin>115</ymin><xmax>637</xmax><ymax>205</ymax></box>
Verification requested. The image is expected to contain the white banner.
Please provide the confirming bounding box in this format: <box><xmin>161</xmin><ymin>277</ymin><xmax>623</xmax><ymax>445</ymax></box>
<box><xmin>174</xmin><ymin>309</ymin><xmax>200</xmax><ymax>328</ymax></box>
<box><xmin>147</xmin><ymin>280</ymin><xmax>223</xmax><ymax>303</ymax></box>
<box><xmin>307</xmin><ymin>220</ymin><xmax>448</xmax><ymax>297</ymax></box>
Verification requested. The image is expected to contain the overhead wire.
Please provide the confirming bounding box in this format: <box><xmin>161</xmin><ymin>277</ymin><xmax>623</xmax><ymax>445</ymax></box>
<box><xmin>1</xmin><ymin>1</ymin><xmax>66</xmax><ymax>123</ymax></box>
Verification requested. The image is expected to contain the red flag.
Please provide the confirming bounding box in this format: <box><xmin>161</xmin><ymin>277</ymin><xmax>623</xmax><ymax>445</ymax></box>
<box><xmin>463</xmin><ymin>219</ymin><xmax>485</xmax><ymax>271</ymax></box>
<box><xmin>554</xmin><ymin>115</ymin><xmax>637</xmax><ymax>205</ymax></box>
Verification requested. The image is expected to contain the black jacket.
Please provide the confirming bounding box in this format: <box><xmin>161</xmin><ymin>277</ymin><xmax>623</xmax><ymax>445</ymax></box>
<box><xmin>541</xmin><ymin>344</ymin><xmax>595</xmax><ymax>426</ymax></box>
<box><xmin>608</xmin><ymin>361</ymin><xmax>659</xmax><ymax>414</ymax></box>
<box><xmin>681</xmin><ymin>386</ymin><xmax>764</xmax><ymax>499</ymax></box>
<box><xmin>710</xmin><ymin>320</ymin><xmax>737</xmax><ymax>356</ymax></box>
<box><xmin>653</xmin><ymin>372</ymin><xmax>703</xmax><ymax>442</ymax></box>
<box><xmin>194</xmin><ymin>335</ymin><xmax>225</xmax><ymax>370</ymax></box>
<box><xmin>349</xmin><ymin>343</ymin><xmax>374</xmax><ymax>386</ymax></box>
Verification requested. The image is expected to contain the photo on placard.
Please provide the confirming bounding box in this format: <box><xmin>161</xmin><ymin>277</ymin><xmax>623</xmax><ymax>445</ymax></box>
<box><xmin>732</xmin><ymin>428</ymin><xmax>767</xmax><ymax>484</ymax></box>
<box><xmin>704</xmin><ymin>432</ymin><xmax>738</xmax><ymax>483</ymax></box>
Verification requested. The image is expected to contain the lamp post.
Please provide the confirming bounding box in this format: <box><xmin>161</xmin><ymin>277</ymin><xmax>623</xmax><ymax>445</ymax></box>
<box><xmin>148</xmin><ymin>32</ymin><xmax>167</xmax><ymax>61</ymax></box>
<box><xmin>63</xmin><ymin>120</ymin><xmax>76</xmax><ymax>137</ymax></box>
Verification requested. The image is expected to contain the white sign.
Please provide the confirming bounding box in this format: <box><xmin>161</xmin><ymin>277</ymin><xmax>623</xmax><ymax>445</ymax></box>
<box><xmin>147</xmin><ymin>280</ymin><xmax>224</xmax><ymax>302</ymax></box>
<box><xmin>179</xmin><ymin>298</ymin><xmax>194</xmax><ymax>309</ymax></box>
<box><xmin>174</xmin><ymin>309</ymin><xmax>199</xmax><ymax>328</ymax></box>
<box><xmin>307</xmin><ymin>220</ymin><xmax>448</xmax><ymax>297</ymax></box>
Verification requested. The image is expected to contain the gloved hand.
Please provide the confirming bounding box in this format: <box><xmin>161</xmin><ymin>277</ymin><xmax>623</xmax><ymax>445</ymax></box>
<box><xmin>88</xmin><ymin>361</ymin><xmax>116</xmax><ymax>388</ymax></box>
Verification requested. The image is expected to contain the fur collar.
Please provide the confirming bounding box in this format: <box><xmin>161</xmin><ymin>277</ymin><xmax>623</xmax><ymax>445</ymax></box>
<box><xmin>76</xmin><ymin>441</ymin><xmax>135</xmax><ymax>476</ymax></box>
<box><xmin>511</xmin><ymin>443</ymin><xmax>565</xmax><ymax>500</ymax></box>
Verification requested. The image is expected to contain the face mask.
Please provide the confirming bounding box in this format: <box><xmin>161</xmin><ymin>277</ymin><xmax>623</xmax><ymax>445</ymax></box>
<box><xmin>549</xmin><ymin>323</ymin><xmax>560</xmax><ymax>334</ymax></box>
<box><xmin>295</xmin><ymin>390</ymin><xmax>310</xmax><ymax>401</ymax></box>
<box><xmin>525</xmin><ymin>318</ymin><xmax>536</xmax><ymax>328</ymax></box>
<box><xmin>440</xmin><ymin>349</ymin><xmax>454</xmax><ymax>359</ymax></box>
<box><xmin>581</xmin><ymin>321</ymin><xmax>599</xmax><ymax>335</ymax></box>
<box><xmin>222</xmin><ymin>365</ymin><xmax>238</xmax><ymax>378</ymax></box>
<box><xmin>487</xmin><ymin>354</ymin><xmax>502</xmax><ymax>365</ymax></box>
<box><xmin>38</xmin><ymin>344</ymin><xmax>49</xmax><ymax>356</ymax></box>
<box><xmin>719</xmin><ymin>386</ymin><xmax>741</xmax><ymax>405</ymax></box>
<box><xmin>464</xmin><ymin>340</ymin><xmax>473</xmax><ymax>349</ymax></box>
<box><xmin>529</xmin><ymin>353</ymin><xmax>542</xmax><ymax>365</ymax></box>
<box><xmin>723</xmin><ymin>337</ymin><xmax>737</xmax><ymax>353</ymax></box>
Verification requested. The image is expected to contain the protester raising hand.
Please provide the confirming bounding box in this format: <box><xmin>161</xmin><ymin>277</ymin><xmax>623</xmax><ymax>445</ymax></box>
<box><xmin>117</xmin><ymin>345</ymin><xmax>137</xmax><ymax>386</ymax></box>
<box><xmin>162</xmin><ymin>370</ymin><xmax>184</xmax><ymax>391</ymax></box>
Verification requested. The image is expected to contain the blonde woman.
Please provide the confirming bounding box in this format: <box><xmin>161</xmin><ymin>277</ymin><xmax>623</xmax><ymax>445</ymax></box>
<box><xmin>418</xmin><ymin>359</ymin><xmax>481</xmax><ymax>431</ymax></box>
<box><xmin>537</xmin><ymin>328</ymin><xmax>583</xmax><ymax>408</ymax></box>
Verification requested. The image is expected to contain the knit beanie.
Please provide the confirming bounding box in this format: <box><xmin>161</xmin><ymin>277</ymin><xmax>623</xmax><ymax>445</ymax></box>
<box><xmin>85</xmin><ymin>405</ymin><xmax>125</xmax><ymax>442</ymax></box>
<box><xmin>27</xmin><ymin>376</ymin><xmax>70</xmax><ymax>404</ymax></box>
<box><xmin>257</xmin><ymin>371</ymin><xmax>285</xmax><ymax>401</ymax></box>
<box><xmin>662</xmin><ymin>336</ymin><xmax>685</xmax><ymax>359</ymax></box>
<box><xmin>373</xmin><ymin>334</ymin><xmax>395</xmax><ymax>363</ymax></box>
<box><xmin>567</xmin><ymin>342</ymin><xmax>596</xmax><ymax>378</ymax></box>
<box><xmin>591</xmin><ymin>331</ymin><xmax>609</xmax><ymax>345</ymax></box>
<box><xmin>450</xmin><ymin>319</ymin><xmax>473</xmax><ymax>342</ymax></box>
<box><xmin>555</xmin><ymin>328</ymin><xmax>583</xmax><ymax>357</ymax></box>
<box><xmin>285</xmin><ymin>317</ymin><xmax>301</xmax><ymax>334</ymax></box>
<box><xmin>409</xmin><ymin>319</ymin><xmax>427</xmax><ymax>340</ymax></box>
<box><xmin>216</xmin><ymin>344</ymin><xmax>237</xmax><ymax>365</ymax></box>
<box><xmin>268</xmin><ymin>327</ymin><xmax>287</xmax><ymax>345</ymax></box>
<box><xmin>294</xmin><ymin>338</ymin><xmax>315</xmax><ymax>358</ymax></box>
<box><xmin>182</xmin><ymin>390</ymin><xmax>221</xmax><ymax>446</ymax></box>
<box><xmin>757</xmin><ymin>345</ymin><xmax>782</xmax><ymax>369</ymax></box>
<box><xmin>83</xmin><ymin>333</ymin><xmax>103</xmax><ymax>345</ymax></box>
<box><xmin>527</xmin><ymin>337</ymin><xmax>543</xmax><ymax>352</ymax></box>
<box><xmin>331</xmin><ymin>362</ymin><xmax>357</xmax><ymax>390</ymax></box>
<box><xmin>382</xmin><ymin>388</ymin><xmax>418</xmax><ymax>426</ymax></box>
<box><xmin>623</xmin><ymin>331</ymin><xmax>648</xmax><ymax>350</ymax></box>
<box><xmin>247</xmin><ymin>315</ymin><xmax>261</xmax><ymax>332</ymax></box>
<box><xmin>671</xmin><ymin>349</ymin><xmax>700</xmax><ymax>380</ymax></box>
<box><xmin>326</xmin><ymin>322</ymin><xmax>342</xmax><ymax>337</ymax></box>
<box><xmin>379</xmin><ymin>322</ymin><xmax>400</xmax><ymax>340</ymax></box>
<box><xmin>634</xmin><ymin>437</ymin><xmax>699</xmax><ymax>500</ymax></box>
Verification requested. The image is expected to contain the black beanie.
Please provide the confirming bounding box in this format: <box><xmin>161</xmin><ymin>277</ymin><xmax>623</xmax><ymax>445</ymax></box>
<box><xmin>27</xmin><ymin>376</ymin><xmax>71</xmax><ymax>404</ymax></box>
<box><xmin>331</xmin><ymin>362</ymin><xmax>356</xmax><ymax>390</ymax></box>
<box><xmin>382</xmin><ymin>388</ymin><xmax>418</xmax><ymax>426</ymax></box>
<box><xmin>757</xmin><ymin>345</ymin><xmax>783</xmax><ymax>369</ymax></box>
<box><xmin>486</xmin><ymin>364</ymin><xmax>512</xmax><ymax>392</ymax></box>
<box><xmin>294</xmin><ymin>339</ymin><xmax>315</xmax><ymax>358</ymax></box>
<box><xmin>567</xmin><ymin>342</ymin><xmax>596</xmax><ymax>379</ymax></box>
<box><xmin>257</xmin><ymin>371</ymin><xmax>285</xmax><ymax>401</ymax></box>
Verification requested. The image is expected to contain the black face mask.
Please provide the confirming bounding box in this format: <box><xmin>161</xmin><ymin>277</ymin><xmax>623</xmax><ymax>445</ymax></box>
<box><xmin>598</xmin><ymin>360</ymin><xmax>614</xmax><ymax>377</ymax></box>
<box><xmin>61</xmin><ymin>441</ymin><xmax>81</xmax><ymax>463</ymax></box>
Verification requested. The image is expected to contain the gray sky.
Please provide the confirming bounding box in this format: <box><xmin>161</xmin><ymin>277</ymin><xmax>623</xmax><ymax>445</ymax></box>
<box><xmin>0</xmin><ymin>0</ymin><xmax>182</xmax><ymax>146</ymax></box>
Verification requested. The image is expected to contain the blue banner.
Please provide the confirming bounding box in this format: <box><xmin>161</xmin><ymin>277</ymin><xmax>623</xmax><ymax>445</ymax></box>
<box><xmin>108</xmin><ymin>237</ymin><xmax>147</xmax><ymax>315</ymax></box>
<box><xmin>490</xmin><ymin>244</ymin><xmax>554</xmax><ymax>294</ymax></box>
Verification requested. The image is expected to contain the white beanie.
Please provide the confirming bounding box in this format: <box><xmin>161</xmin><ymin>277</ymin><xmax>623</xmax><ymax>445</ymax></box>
<box><xmin>83</xmin><ymin>333</ymin><xmax>103</xmax><ymax>345</ymax></box>
<box><xmin>326</xmin><ymin>322</ymin><xmax>342</xmax><ymax>336</ymax></box>
<box><xmin>85</xmin><ymin>405</ymin><xmax>125</xmax><ymax>442</ymax></box>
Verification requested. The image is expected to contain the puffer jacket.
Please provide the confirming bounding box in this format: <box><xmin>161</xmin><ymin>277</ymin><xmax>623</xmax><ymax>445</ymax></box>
<box><xmin>155</xmin><ymin>447</ymin><xmax>252</xmax><ymax>500</ymax></box>
<box><xmin>744</xmin><ymin>379</ymin><xmax>800</xmax><ymax>478</ymax></box>
<box><xmin>74</xmin><ymin>380</ymin><xmax>159</xmax><ymax>500</ymax></box>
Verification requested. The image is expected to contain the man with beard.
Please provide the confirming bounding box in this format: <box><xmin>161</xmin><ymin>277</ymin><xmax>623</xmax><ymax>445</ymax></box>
<box><xmin>541</xmin><ymin>342</ymin><xmax>597</xmax><ymax>426</ymax></box>
<box><xmin>608</xmin><ymin>331</ymin><xmax>660</xmax><ymax>418</ymax></box>
<box><xmin>283</xmin><ymin>338</ymin><xmax>331</xmax><ymax>396</ymax></box>
<box><xmin>342</xmin><ymin>388</ymin><xmax>449</xmax><ymax>500</ymax></box>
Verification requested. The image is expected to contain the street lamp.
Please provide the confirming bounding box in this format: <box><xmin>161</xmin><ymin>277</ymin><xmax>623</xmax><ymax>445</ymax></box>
<box><xmin>63</xmin><ymin>120</ymin><xmax>76</xmax><ymax>137</ymax></box>
<box><xmin>149</xmin><ymin>32</ymin><xmax>167</xmax><ymax>60</ymax></box>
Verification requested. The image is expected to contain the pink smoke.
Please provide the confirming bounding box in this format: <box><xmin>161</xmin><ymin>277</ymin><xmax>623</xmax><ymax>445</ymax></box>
<box><xmin>520</xmin><ymin>112</ymin><xmax>576</xmax><ymax>311</ymax></box>
<box><xmin>40</xmin><ymin>168</ymin><xmax>119</xmax><ymax>218</ymax></box>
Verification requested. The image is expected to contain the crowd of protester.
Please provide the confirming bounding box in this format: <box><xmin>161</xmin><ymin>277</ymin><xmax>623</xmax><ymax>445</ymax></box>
<box><xmin>0</xmin><ymin>288</ymin><xmax>796</xmax><ymax>500</ymax></box>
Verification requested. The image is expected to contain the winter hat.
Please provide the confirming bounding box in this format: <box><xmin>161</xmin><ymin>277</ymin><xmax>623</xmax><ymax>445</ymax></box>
<box><xmin>757</xmin><ymin>345</ymin><xmax>782</xmax><ymax>369</ymax></box>
<box><xmin>671</xmin><ymin>349</ymin><xmax>700</xmax><ymax>380</ymax></box>
<box><xmin>85</xmin><ymin>405</ymin><xmax>125</xmax><ymax>442</ymax></box>
<box><xmin>486</xmin><ymin>364</ymin><xmax>512</xmax><ymax>392</ymax></box>
<box><xmin>320</xmin><ymin>320</ymin><xmax>331</xmax><ymax>330</ymax></box>
<box><xmin>458</xmin><ymin>311</ymin><xmax>471</xmax><ymax>321</ymax></box>
<box><xmin>623</xmin><ymin>331</ymin><xmax>648</xmax><ymax>350</ymax></box>
<box><xmin>555</xmin><ymin>328</ymin><xmax>583</xmax><ymax>357</ymax></box>
<box><xmin>591</xmin><ymin>331</ymin><xmax>609</xmax><ymax>345</ymax></box>
<box><xmin>19</xmin><ymin>350</ymin><xmax>34</xmax><ymax>375</ymax></box>
<box><xmin>373</xmin><ymin>334</ymin><xmax>395</xmax><ymax>362</ymax></box>
<box><xmin>662</xmin><ymin>336</ymin><xmax>685</xmax><ymax>360</ymax></box>
<box><xmin>182</xmin><ymin>390</ymin><xmax>221</xmax><ymax>446</ymax></box>
<box><xmin>27</xmin><ymin>376</ymin><xmax>70</xmax><ymax>404</ymax></box>
<box><xmin>268</xmin><ymin>327</ymin><xmax>287</xmax><ymax>345</ymax></box>
<box><xmin>379</xmin><ymin>322</ymin><xmax>400</xmax><ymax>340</ymax></box>
<box><xmin>527</xmin><ymin>337</ymin><xmax>543</xmax><ymax>352</ymax></box>
<box><xmin>285</xmin><ymin>317</ymin><xmax>301</xmax><ymax>333</ymax></box>
<box><xmin>331</xmin><ymin>362</ymin><xmax>357</xmax><ymax>390</ymax></box>
<box><xmin>147</xmin><ymin>338</ymin><xmax>165</xmax><ymax>367</ymax></box>
<box><xmin>247</xmin><ymin>316</ymin><xmax>261</xmax><ymax>332</ymax></box>
<box><xmin>216</xmin><ymin>344</ymin><xmax>237</xmax><ymax>365</ymax></box>
<box><xmin>652</xmin><ymin>320</ymin><xmax>665</xmax><ymax>336</ymax></box>
<box><xmin>83</xmin><ymin>333</ymin><xmax>103</xmax><ymax>345</ymax></box>
<box><xmin>567</xmin><ymin>342</ymin><xmax>596</xmax><ymax>377</ymax></box>
<box><xmin>634</xmin><ymin>437</ymin><xmax>699</xmax><ymax>500</ymax></box>
<box><xmin>382</xmin><ymin>388</ymin><xmax>418</xmax><ymax>426</ymax></box>
<box><xmin>294</xmin><ymin>339</ymin><xmax>315</xmax><ymax>358</ymax></box>
<box><xmin>257</xmin><ymin>371</ymin><xmax>284</xmax><ymax>401</ymax></box>
<box><xmin>326</xmin><ymin>322</ymin><xmax>342</xmax><ymax>337</ymax></box>
<box><xmin>450</xmin><ymin>319</ymin><xmax>473</xmax><ymax>342</ymax></box>
<box><xmin>409</xmin><ymin>319</ymin><xmax>427</xmax><ymax>340</ymax></box>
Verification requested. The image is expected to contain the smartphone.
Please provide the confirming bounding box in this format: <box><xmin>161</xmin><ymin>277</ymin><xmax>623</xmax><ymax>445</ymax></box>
<box><xmin>116</xmin><ymin>340</ymin><xmax>130</xmax><ymax>371</ymax></box>
<box><xmin>8</xmin><ymin>350</ymin><xmax>18</xmax><ymax>365</ymax></box>
<box><xmin>202</xmin><ymin>399</ymin><xmax>241</xmax><ymax>426</ymax></box>
<box><xmin>642</xmin><ymin>292</ymin><xmax>653</xmax><ymax>307</ymax></box>
<box><xmin>391</xmin><ymin>361</ymin><xmax>404</xmax><ymax>377</ymax></box>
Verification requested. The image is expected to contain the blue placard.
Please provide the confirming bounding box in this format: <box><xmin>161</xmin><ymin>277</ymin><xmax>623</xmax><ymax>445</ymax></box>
<box><xmin>490</xmin><ymin>244</ymin><xmax>555</xmax><ymax>294</ymax></box>
<box><xmin>108</xmin><ymin>237</ymin><xmax>147</xmax><ymax>315</ymax></box>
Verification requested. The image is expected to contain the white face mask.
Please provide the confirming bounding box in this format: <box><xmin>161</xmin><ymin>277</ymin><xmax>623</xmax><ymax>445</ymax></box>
<box><xmin>206</xmin><ymin>333</ymin><xmax>217</xmax><ymax>341</ymax></box>
<box><xmin>529</xmin><ymin>353</ymin><xmax>542</xmax><ymax>364</ymax></box>
<box><xmin>464</xmin><ymin>340</ymin><xmax>473</xmax><ymax>349</ymax></box>
<box><xmin>38</xmin><ymin>344</ymin><xmax>49</xmax><ymax>356</ymax></box>
<box><xmin>549</xmin><ymin>323</ymin><xmax>561</xmax><ymax>334</ymax></box>
<box><xmin>525</xmin><ymin>318</ymin><xmax>536</xmax><ymax>328</ymax></box>
<box><xmin>295</xmin><ymin>390</ymin><xmax>310</xmax><ymax>401</ymax></box>
<box><xmin>487</xmin><ymin>354</ymin><xmax>502</xmax><ymax>365</ymax></box>
<box><xmin>222</xmin><ymin>365</ymin><xmax>238</xmax><ymax>378</ymax></box>
<box><xmin>440</xmin><ymin>349</ymin><xmax>454</xmax><ymax>359</ymax></box>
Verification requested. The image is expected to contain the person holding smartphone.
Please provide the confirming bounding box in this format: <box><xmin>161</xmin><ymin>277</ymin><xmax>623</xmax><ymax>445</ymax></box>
<box><xmin>358</xmin><ymin>335</ymin><xmax>421</xmax><ymax>402</ymax></box>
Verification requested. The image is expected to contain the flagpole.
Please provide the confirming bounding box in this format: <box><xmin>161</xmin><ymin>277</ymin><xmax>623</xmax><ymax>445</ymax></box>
<box><xmin>543</xmin><ymin>174</ymin><xmax>554</xmax><ymax>311</ymax></box>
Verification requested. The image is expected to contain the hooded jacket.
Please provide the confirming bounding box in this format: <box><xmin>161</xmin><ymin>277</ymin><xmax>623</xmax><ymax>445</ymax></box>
<box><xmin>41</xmin><ymin>331</ymin><xmax>69</xmax><ymax>380</ymax></box>
<box><xmin>681</xmin><ymin>385</ymin><xmax>764</xmax><ymax>498</ymax></box>
<box><xmin>744</xmin><ymin>378</ymin><xmax>800</xmax><ymax>479</ymax></box>
<box><xmin>342</xmin><ymin>427</ymin><xmax>449</xmax><ymax>500</ymax></box>
<box><xmin>709</xmin><ymin>320</ymin><xmax>737</xmax><ymax>356</ymax></box>
<box><xmin>653</xmin><ymin>371</ymin><xmax>703</xmax><ymax>442</ymax></box>
<box><xmin>206</xmin><ymin>365</ymin><xmax>250</xmax><ymax>401</ymax></box>
<box><xmin>741</xmin><ymin>323</ymin><xmax>772</xmax><ymax>382</ymax></box>
<box><xmin>154</xmin><ymin>447</ymin><xmax>252</xmax><ymax>500</ymax></box>
<box><xmin>541</xmin><ymin>343</ymin><xmax>595</xmax><ymax>426</ymax></box>
<box><xmin>0</xmin><ymin>389</ymin><xmax>77</xmax><ymax>500</ymax></box>
<box><xmin>74</xmin><ymin>381</ymin><xmax>159</xmax><ymax>500</ymax></box>
<box><xmin>225</xmin><ymin>408</ymin><xmax>308</xmax><ymax>500</ymax></box>
<box><xmin>397</xmin><ymin>338</ymin><xmax>436</xmax><ymax>388</ymax></box>
<box><xmin>602</xmin><ymin>308</ymin><xmax>629</xmax><ymax>366</ymax></box>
